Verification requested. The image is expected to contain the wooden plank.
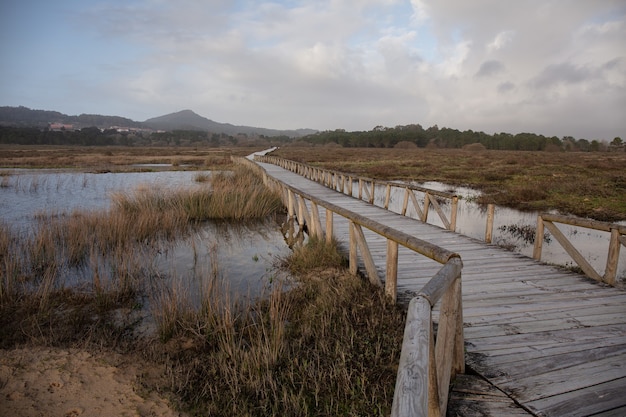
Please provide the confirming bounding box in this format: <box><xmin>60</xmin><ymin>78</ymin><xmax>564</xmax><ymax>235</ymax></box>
<box><xmin>494</xmin><ymin>354</ymin><xmax>626</xmax><ymax>402</ymax></box>
<box><xmin>523</xmin><ymin>377</ymin><xmax>626</xmax><ymax>417</ymax></box>
<box><xmin>471</xmin><ymin>344</ymin><xmax>626</xmax><ymax>380</ymax></box>
<box><xmin>447</xmin><ymin>374</ymin><xmax>531</xmax><ymax>417</ymax></box>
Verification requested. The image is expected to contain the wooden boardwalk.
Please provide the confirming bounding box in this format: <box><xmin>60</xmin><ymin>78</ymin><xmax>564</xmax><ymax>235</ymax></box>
<box><xmin>255</xmin><ymin>159</ymin><xmax>626</xmax><ymax>417</ymax></box>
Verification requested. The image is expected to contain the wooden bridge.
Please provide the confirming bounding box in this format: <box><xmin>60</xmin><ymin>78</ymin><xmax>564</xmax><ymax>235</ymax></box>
<box><xmin>243</xmin><ymin>153</ymin><xmax>626</xmax><ymax>417</ymax></box>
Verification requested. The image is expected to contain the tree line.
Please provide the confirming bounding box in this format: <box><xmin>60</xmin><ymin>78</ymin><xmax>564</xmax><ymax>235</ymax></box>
<box><xmin>0</xmin><ymin>124</ymin><xmax>621</xmax><ymax>151</ymax></box>
<box><xmin>298</xmin><ymin>124</ymin><xmax>622</xmax><ymax>151</ymax></box>
<box><xmin>0</xmin><ymin>126</ymin><xmax>293</xmax><ymax>147</ymax></box>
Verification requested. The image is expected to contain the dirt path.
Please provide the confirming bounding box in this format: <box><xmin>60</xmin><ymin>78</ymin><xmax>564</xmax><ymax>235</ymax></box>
<box><xmin>0</xmin><ymin>347</ymin><xmax>184</xmax><ymax>417</ymax></box>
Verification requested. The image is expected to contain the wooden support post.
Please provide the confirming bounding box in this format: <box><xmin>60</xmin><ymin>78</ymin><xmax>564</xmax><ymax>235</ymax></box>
<box><xmin>434</xmin><ymin>276</ymin><xmax>462</xmax><ymax>417</ymax></box>
<box><xmin>386</xmin><ymin>239</ymin><xmax>398</xmax><ymax>303</ymax></box>
<box><xmin>349</xmin><ymin>221</ymin><xmax>358</xmax><ymax>275</ymax></box>
<box><xmin>325</xmin><ymin>209</ymin><xmax>334</xmax><ymax>244</ymax></box>
<box><xmin>409</xmin><ymin>191</ymin><xmax>424</xmax><ymax>220</ymax></box>
<box><xmin>429</xmin><ymin>197</ymin><xmax>450</xmax><ymax>230</ymax></box>
<box><xmin>370</xmin><ymin>180</ymin><xmax>375</xmax><ymax>204</ymax></box>
<box><xmin>384</xmin><ymin>184</ymin><xmax>392</xmax><ymax>209</ymax></box>
<box><xmin>450</xmin><ymin>196</ymin><xmax>458</xmax><ymax>232</ymax></box>
<box><xmin>297</xmin><ymin>195</ymin><xmax>311</xmax><ymax>231</ymax></box>
<box><xmin>604</xmin><ymin>228</ymin><xmax>621</xmax><ymax>286</ymax></box>
<box><xmin>352</xmin><ymin>222</ymin><xmax>382</xmax><ymax>286</ymax></box>
<box><xmin>358</xmin><ymin>179</ymin><xmax>363</xmax><ymax>200</ymax></box>
<box><xmin>401</xmin><ymin>188</ymin><xmax>409</xmax><ymax>216</ymax></box>
<box><xmin>287</xmin><ymin>189</ymin><xmax>295</xmax><ymax>219</ymax></box>
<box><xmin>422</xmin><ymin>194</ymin><xmax>430</xmax><ymax>222</ymax></box>
<box><xmin>310</xmin><ymin>201</ymin><xmax>323</xmax><ymax>239</ymax></box>
<box><xmin>485</xmin><ymin>204</ymin><xmax>495</xmax><ymax>243</ymax></box>
<box><xmin>543</xmin><ymin>221</ymin><xmax>603</xmax><ymax>282</ymax></box>
<box><xmin>533</xmin><ymin>215</ymin><xmax>544</xmax><ymax>260</ymax></box>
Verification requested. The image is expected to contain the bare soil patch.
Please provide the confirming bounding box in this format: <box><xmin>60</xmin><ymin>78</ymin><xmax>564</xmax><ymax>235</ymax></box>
<box><xmin>0</xmin><ymin>347</ymin><xmax>183</xmax><ymax>417</ymax></box>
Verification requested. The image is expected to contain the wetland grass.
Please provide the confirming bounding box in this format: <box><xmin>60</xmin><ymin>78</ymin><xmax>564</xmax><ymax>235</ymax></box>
<box><xmin>151</xmin><ymin>238</ymin><xmax>405</xmax><ymax>416</ymax></box>
<box><xmin>274</xmin><ymin>147</ymin><xmax>626</xmax><ymax>222</ymax></box>
<box><xmin>1</xmin><ymin>162</ymin><xmax>405</xmax><ymax>415</ymax></box>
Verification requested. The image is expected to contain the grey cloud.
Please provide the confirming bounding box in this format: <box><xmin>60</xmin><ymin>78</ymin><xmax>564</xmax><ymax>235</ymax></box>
<box><xmin>475</xmin><ymin>60</ymin><xmax>505</xmax><ymax>78</ymax></box>
<box><xmin>531</xmin><ymin>58</ymin><xmax>624</xmax><ymax>89</ymax></box>
<box><xmin>497</xmin><ymin>81</ymin><xmax>515</xmax><ymax>93</ymax></box>
<box><xmin>531</xmin><ymin>62</ymin><xmax>592</xmax><ymax>88</ymax></box>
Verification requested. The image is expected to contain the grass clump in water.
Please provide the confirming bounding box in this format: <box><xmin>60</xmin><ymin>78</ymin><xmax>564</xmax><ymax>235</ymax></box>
<box><xmin>0</xmin><ymin>165</ymin><xmax>284</xmax><ymax>346</ymax></box>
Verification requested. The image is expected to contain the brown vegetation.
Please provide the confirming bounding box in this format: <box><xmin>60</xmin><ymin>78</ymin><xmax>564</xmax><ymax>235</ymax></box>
<box><xmin>273</xmin><ymin>147</ymin><xmax>626</xmax><ymax>222</ymax></box>
<box><xmin>1</xmin><ymin>160</ymin><xmax>405</xmax><ymax>416</ymax></box>
<box><xmin>0</xmin><ymin>145</ymin><xmax>261</xmax><ymax>171</ymax></box>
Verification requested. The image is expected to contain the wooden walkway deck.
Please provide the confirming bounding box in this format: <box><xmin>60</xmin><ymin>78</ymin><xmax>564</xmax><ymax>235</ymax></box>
<box><xmin>255</xmin><ymin>159</ymin><xmax>626</xmax><ymax>417</ymax></box>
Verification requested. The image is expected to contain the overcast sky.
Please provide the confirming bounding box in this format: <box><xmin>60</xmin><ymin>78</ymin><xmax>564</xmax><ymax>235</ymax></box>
<box><xmin>1</xmin><ymin>0</ymin><xmax>624</xmax><ymax>140</ymax></box>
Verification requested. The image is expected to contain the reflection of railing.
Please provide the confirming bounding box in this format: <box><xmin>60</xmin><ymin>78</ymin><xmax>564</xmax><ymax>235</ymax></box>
<box><xmin>533</xmin><ymin>213</ymin><xmax>626</xmax><ymax>286</ymax></box>
<box><xmin>254</xmin><ymin>155</ymin><xmax>459</xmax><ymax>232</ymax></box>
<box><xmin>239</xmin><ymin>156</ymin><xmax>465</xmax><ymax>416</ymax></box>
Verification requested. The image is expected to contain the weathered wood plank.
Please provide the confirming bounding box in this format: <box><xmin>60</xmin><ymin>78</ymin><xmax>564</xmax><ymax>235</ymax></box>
<box><xmin>447</xmin><ymin>374</ymin><xmax>531</xmax><ymax>417</ymax></box>
<box><xmin>524</xmin><ymin>377</ymin><xmax>626</xmax><ymax>417</ymax></box>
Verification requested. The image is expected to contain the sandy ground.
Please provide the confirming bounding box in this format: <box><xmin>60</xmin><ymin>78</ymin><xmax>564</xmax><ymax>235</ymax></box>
<box><xmin>0</xmin><ymin>347</ymin><xmax>184</xmax><ymax>417</ymax></box>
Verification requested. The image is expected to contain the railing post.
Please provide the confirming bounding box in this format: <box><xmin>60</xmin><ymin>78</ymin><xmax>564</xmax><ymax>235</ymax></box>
<box><xmin>401</xmin><ymin>188</ymin><xmax>409</xmax><ymax>216</ymax></box>
<box><xmin>604</xmin><ymin>228</ymin><xmax>621</xmax><ymax>286</ymax></box>
<box><xmin>386</xmin><ymin>239</ymin><xmax>398</xmax><ymax>303</ymax></box>
<box><xmin>287</xmin><ymin>189</ymin><xmax>295</xmax><ymax>219</ymax></box>
<box><xmin>485</xmin><ymin>204</ymin><xmax>495</xmax><ymax>243</ymax></box>
<box><xmin>422</xmin><ymin>194</ymin><xmax>430</xmax><ymax>222</ymax></box>
<box><xmin>384</xmin><ymin>184</ymin><xmax>392</xmax><ymax>209</ymax></box>
<box><xmin>533</xmin><ymin>215</ymin><xmax>544</xmax><ymax>260</ymax></box>
<box><xmin>310</xmin><ymin>201</ymin><xmax>323</xmax><ymax>239</ymax></box>
<box><xmin>349</xmin><ymin>221</ymin><xmax>358</xmax><ymax>275</ymax></box>
<box><xmin>450</xmin><ymin>196</ymin><xmax>458</xmax><ymax>232</ymax></box>
<box><xmin>326</xmin><ymin>209</ymin><xmax>334</xmax><ymax>243</ymax></box>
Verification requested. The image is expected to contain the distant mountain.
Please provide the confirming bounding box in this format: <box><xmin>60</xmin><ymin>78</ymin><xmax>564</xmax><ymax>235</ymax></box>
<box><xmin>0</xmin><ymin>106</ymin><xmax>141</xmax><ymax>129</ymax></box>
<box><xmin>0</xmin><ymin>106</ymin><xmax>316</xmax><ymax>137</ymax></box>
<box><xmin>143</xmin><ymin>109</ymin><xmax>316</xmax><ymax>137</ymax></box>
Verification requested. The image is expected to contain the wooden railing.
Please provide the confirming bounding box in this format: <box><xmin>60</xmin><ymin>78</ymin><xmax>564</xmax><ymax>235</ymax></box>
<box><xmin>238</xmin><ymin>156</ymin><xmax>465</xmax><ymax>417</ymax></box>
<box><xmin>255</xmin><ymin>155</ymin><xmax>459</xmax><ymax>232</ymax></box>
<box><xmin>534</xmin><ymin>213</ymin><xmax>626</xmax><ymax>286</ymax></box>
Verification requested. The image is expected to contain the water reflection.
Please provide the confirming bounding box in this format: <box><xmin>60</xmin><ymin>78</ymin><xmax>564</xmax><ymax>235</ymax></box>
<box><xmin>0</xmin><ymin>169</ymin><xmax>292</xmax><ymax>298</ymax></box>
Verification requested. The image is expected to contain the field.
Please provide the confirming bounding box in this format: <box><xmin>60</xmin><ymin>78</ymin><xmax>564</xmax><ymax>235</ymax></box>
<box><xmin>0</xmin><ymin>145</ymin><xmax>260</xmax><ymax>171</ymax></box>
<box><xmin>273</xmin><ymin>146</ymin><xmax>626</xmax><ymax>222</ymax></box>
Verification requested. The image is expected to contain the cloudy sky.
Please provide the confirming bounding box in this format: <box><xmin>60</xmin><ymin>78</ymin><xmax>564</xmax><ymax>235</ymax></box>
<box><xmin>1</xmin><ymin>0</ymin><xmax>624</xmax><ymax>140</ymax></box>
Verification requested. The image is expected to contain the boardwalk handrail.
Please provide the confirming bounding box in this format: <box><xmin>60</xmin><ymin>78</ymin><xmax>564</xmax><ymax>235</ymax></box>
<box><xmin>255</xmin><ymin>154</ymin><xmax>459</xmax><ymax>232</ymax></box>
<box><xmin>240</xmin><ymin>156</ymin><xmax>465</xmax><ymax>417</ymax></box>
<box><xmin>533</xmin><ymin>213</ymin><xmax>626</xmax><ymax>286</ymax></box>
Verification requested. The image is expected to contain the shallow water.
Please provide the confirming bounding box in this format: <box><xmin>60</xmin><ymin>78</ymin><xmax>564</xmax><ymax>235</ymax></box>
<box><xmin>0</xmin><ymin>169</ymin><xmax>292</xmax><ymax>297</ymax></box>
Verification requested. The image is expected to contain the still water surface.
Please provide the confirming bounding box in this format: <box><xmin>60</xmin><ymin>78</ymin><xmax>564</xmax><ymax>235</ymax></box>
<box><xmin>0</xmin><ymin>169</ymin><xmax>292</xmax><ymax>298</ymax></box>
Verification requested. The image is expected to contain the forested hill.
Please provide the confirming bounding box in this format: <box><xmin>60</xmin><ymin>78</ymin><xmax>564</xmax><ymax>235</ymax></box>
<box><xmin>0</xmin><ymin>106</ymin><xmax>141</xmax><ymax>129</ymax></box>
